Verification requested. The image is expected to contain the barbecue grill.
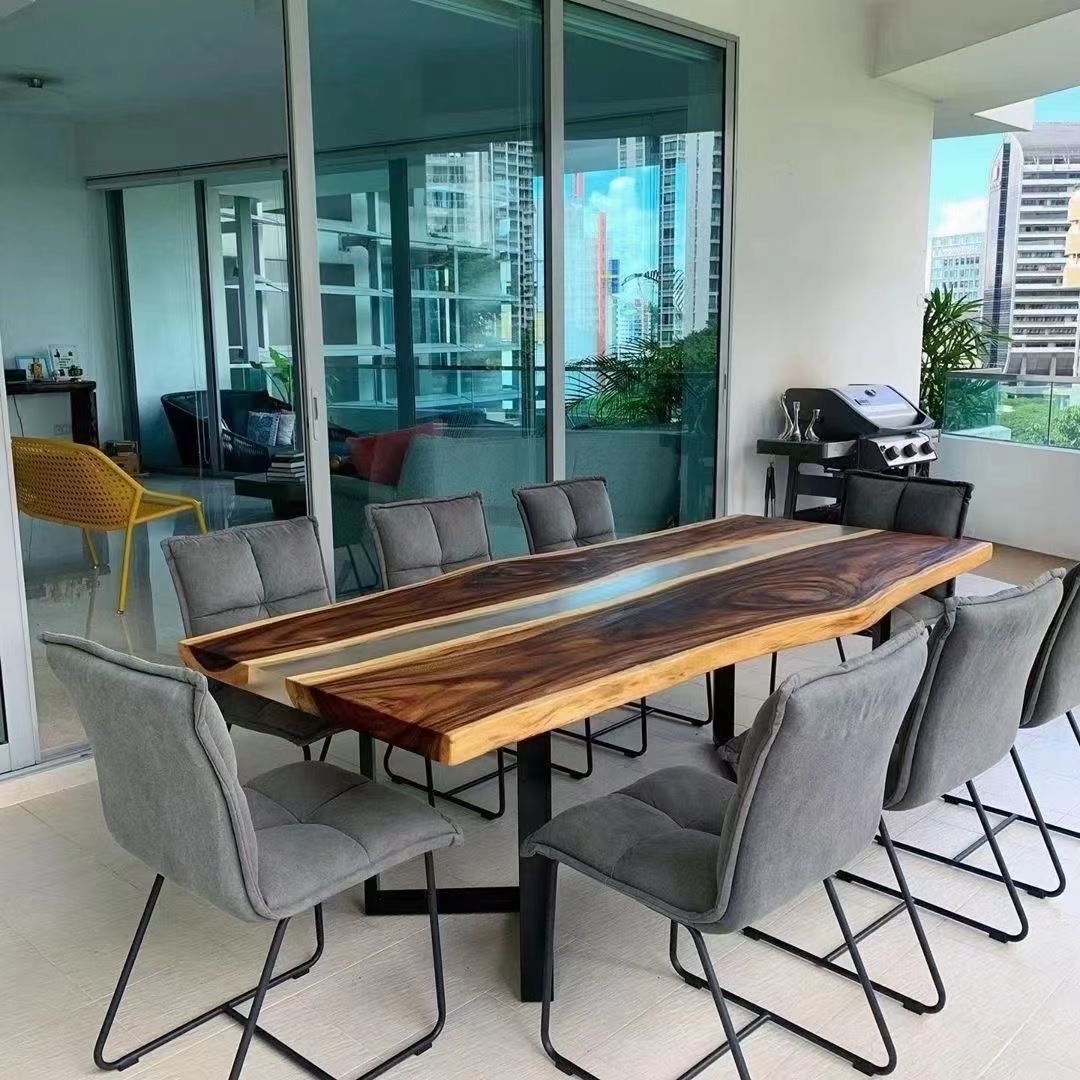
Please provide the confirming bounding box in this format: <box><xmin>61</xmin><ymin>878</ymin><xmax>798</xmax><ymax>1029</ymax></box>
<box><xmin>757</xmin><ymin>384</ymin><xmax>938</xmax><ymax>518</ymax></box>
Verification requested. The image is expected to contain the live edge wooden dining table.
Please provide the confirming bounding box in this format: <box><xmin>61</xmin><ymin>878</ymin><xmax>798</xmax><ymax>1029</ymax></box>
<box><xmin>179</xmin><ymin>513</ymin><xmax>992</xmax><ymax>1002</ymax></box>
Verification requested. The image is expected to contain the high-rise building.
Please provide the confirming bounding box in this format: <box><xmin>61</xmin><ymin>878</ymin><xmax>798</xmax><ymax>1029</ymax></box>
<box><xmin>614</xmin><ymin>132</ymin><xmax>724</xmax><ymax>347</ymax></box>
<box><xmin>928</xmin><ymin>232</ymin><xmax>983</xmax><ymax>301</ymax></box>
<box><xmin>983</xmin><ymin>124</ymin><xmax>1080</xmax><ymax>375</ymax></box>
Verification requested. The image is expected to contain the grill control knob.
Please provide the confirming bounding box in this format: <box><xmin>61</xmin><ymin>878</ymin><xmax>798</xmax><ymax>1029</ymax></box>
<box><xmin>883</xmin><ymin>444</ymin><xmax>900</xmax><ymax>461</ymax></box>
<box><xmin>901</xmin><ymin>442</ymin><xmax>918</xmax><ymax>458</ymax></box>
<box><xmin>918</xmin><ymin>441</ymin><xmax>934</xmax><ymax>455</ymax></box>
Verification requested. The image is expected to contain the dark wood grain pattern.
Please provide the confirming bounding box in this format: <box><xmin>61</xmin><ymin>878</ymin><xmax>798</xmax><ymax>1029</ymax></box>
<box><xmin>183</xmin><ymin>514</ymin><xmax>810</xmax><ymax>674</ymax></box>
<box><xmin>179</xmin><ymin>517</ymin><xmax>992</xmax><ymax>764</ymax></box>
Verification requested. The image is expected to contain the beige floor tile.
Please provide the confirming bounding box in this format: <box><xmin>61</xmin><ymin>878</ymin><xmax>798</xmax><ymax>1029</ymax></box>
<box><xmin>979</xmin><ymin>1043</ymin><xmax>1080</xmax><ymax>1080</ymax></box>
<box><xmin>996</xmin><ymin>975</ymin><xmax>1080</xmax><ymax>1073</ymax></box>
<box><xmin>580</xmin><ymin>995</ymin><xmax>813</xmax><ymax>1080</ymax></box>
<box><xmin>386</xmin><ymin>992</ymin><xmax>558</xmax><ymax>1080</ymax></box>
<box><xmin>0</xmin><ymin>933</ymin><xmax>93</xmax><ymax>1035</ymax></box>
<box><xmin>0</xmin><ymin>1000</ymin><xmax>130</xmax><ymax>1080</ymax></box>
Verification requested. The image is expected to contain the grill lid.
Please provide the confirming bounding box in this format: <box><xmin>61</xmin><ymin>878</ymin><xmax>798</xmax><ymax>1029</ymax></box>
<box><xmin>784</xmin><ymin>384</ymin><xmax>933</xmax><ymax>439</ymax></box>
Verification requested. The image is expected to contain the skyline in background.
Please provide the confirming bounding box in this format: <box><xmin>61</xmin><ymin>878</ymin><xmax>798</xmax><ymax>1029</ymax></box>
<box><xmin>928</xmin><ymin>86</ymin><xmax>1080</xmax><ymax>242</ymax></box>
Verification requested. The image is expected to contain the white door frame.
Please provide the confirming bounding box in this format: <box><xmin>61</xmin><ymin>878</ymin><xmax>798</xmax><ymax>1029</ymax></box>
<box><xmin>0</xmin><ymin>366</ymin><xmax>42</xmax><ymax>773</ymax></box>
<box><xmin>282</xmin><ymin>0</ymin><xmax>335</xmax><ymax>593</ymax></box>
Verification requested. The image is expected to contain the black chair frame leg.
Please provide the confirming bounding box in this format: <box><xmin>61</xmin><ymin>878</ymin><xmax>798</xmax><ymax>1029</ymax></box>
<box><xmin>640</xmin><ymin>674</ymin><xmax>713</xmax><ymax>728</ymax></box>
<box><xmin>509</xmin><ymin>717</ymin><xmax>596</xmax><ymax>781</ymax></box>
<box><xmin>559</xmin><ymin>700</ymin><xmax>648</xmax><ymax>759</ymax></box>
<box><xmin>384</xmin><ymin>744</ymin><xmax>512</xmax><ymax>820</ymax></box>
<box><xmin>669</xmin><ymin>878</ymin><xmax>897</xmax><ymax>1077</ymax></box>
<box><xmin>385</xmin><ymin>713</ymin><xmax>608</xmax><ymax>819</ymax></box>
<box><xmin>97</xmin><ymin>857</ymin><xmax>447</xmax><ymax>1079</ymax></box>
<box><xmin>228</xmin><ymin>851</ymin><xmax>446</xmax><ymax>1080</ymax></box>
<box><xmin>538</xmin><ymin>859</ymin><xmax>895</xmax><ymax>1079</ymax></box>
<box><xmin>771</xmin><ymin>619</ymin><xmax>886</xmax><ymax>695</ymax></box>
<box><xmin>744</xmin><ymin>817</ymin><xmax>945</xmax><ymax>1015</ymax></box>
<box><xmin>94</xmin><ymin>875</ymin><xmax>325</xmax><ymax>1073</ymax></box>
<box><xmin>941</xmin><ymin>737</ymin><xmax>1077</xmax><ymax>875</ymax></box>
<box><xmin>539</xmin><ymin>861</ymin><xmax>750</xmax><ymax>1080</ymax></box>
<box><xmin>838</xmin><ymin>780</ymin><xmax>1029</xmax><ymax>944</ymax></box>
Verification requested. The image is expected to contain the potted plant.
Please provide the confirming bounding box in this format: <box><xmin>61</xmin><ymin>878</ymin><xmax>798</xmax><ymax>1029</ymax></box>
<box><xmin>920</xmin><ymin>285</ymin><xmax>1007</xmax><ymax>427</ymax></box>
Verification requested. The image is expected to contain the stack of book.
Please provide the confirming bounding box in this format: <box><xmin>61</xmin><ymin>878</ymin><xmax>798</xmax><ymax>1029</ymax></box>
<box><xmin>267</xmin><ymin>453</ymin><xmax>306</xmax><ymax>483</ymax></box>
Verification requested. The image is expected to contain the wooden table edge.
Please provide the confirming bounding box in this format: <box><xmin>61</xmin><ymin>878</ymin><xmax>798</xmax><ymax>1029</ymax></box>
<box><xmin>430</xmin><ymin>539</ymin><xmax>993</xmax><ymax>765</ymax></box>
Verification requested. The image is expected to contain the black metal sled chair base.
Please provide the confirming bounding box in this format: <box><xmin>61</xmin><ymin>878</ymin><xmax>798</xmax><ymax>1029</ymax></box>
<box><xmin>94</xmin><ymin>856</ymin><xmax>446</xmax><ymax>1080</ymax></box>
<box><xmin>539</xmin><ymin>866</ymin><xmax>898</xmax><ymax>1080</ymax></box>
<box><xmin>838</xmin><ymin>781</ymin><xmax>1030</xmax><ymax>944</ymax></box>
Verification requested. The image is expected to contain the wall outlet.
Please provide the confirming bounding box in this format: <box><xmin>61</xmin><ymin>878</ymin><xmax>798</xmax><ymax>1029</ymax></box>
<box><xmin>53</xmin><ymin>423</ymin><xmax>71</xmax><ymax>437</ymax></box>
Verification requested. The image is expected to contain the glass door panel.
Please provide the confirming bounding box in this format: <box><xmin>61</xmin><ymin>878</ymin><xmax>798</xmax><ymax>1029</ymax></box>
<box><xmin>308</xmin><ymin>0</ymin><xmax>545</xmax><ymax>594</ymax></box>
<box><xmin>563</xmin><ymin>4</ymin><xmax>726</xmax><ymax>534</ymax></box>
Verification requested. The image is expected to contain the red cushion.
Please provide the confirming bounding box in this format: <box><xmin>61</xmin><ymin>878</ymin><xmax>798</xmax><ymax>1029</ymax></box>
<box><xmin>346</xmin><ymin>423</ymin><xmax>440</xmax><ymax>485</ymax></box>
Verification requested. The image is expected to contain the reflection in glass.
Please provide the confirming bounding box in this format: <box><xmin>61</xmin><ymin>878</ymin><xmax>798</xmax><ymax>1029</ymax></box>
<box><xmin>4</xmin><ymin>0</ymin><xmax>296</xmax><ymax>760</ymax></box>
<box><xmin>563</xmin><ymin>4</ymin><xmax>725</xmax><ymax>534</ymax></box>
<box><xmin>309</xmin><ymin>0</ymin><xmax>545</xmax><ymax>591</ymax></box>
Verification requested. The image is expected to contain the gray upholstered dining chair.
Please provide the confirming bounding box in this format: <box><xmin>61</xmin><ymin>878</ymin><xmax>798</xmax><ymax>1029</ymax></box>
<box><xmin>366</xmin><ymin>493</ymin><xmax>512</xmax><ymax>819</ymax></box>
<box><xmin>161</xmin><ymin>517</ymin><xmax>347</xmax><ymax>761</ymax></box>
<box><xmin>768</xmin><ymin>469</ymin><xmax>974</xmax><ymax>692</ymax></box>
<box><xmin>941</xmin><ymin>563</ymin><xmax>1080</xmax><ymax>858</ymax></box>
<box><xmin>367</xmin><ymin>492</ymin><xmax>596</xmax><ymax>818</ymax></box>
<box><xmin>514</xmin><ymin>476</ymin><xmax>712</xmax><ymax>763</ymax></box>
<box><xmin>366</xmin><ymin>492</ymin><xmax>493</xmax><ymax>589</ymax></box>
<box><xmin>43</xmin><ymin>632</ymin><xmax>461</xmax><ymax>1080</ymax></box>
<box><xmin>524</xmin><ymin>625</ymin><xmax>931</xmax><ymax>1080</ymax></box>
<box><xmin>834</xmin><ymin>571</ymin><xmax>1065</xmax><ymax>943</ymax></box>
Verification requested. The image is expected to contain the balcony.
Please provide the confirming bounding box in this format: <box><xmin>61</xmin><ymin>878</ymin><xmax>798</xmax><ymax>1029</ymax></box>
<box><xmin>943</xmin><ymin>372</ymin><xmax>1080</xmax><ymax>448</ymax></box>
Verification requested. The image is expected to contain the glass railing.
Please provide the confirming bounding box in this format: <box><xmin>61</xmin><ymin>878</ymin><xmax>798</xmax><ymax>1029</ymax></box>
<box><xmin>943</xmin><ymin>371</ymin><xmax>1080</xmax><ymax>451</ymax></box>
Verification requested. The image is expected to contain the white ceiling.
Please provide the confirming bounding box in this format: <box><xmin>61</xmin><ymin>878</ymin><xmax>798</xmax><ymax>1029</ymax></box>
<box><xmin>0</xmin><ymin>0</ymin><xmax>287</xmax><ymax>119</ymax></box>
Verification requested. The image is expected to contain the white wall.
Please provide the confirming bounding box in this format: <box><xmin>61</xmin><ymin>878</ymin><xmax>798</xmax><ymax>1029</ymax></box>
<box><xmin>0</xmin><ymin>115</ymin><xmax>122</xmax><ymax>444</ymax></box>
<box><xmin>935</xmin><ymin>435</ymin><xmax>1080</xmax><ymax>559</ymax></box>
<box><xmin>639</xmin><ymin>0</ymin><xmax>934</xmax><ymax>514</ymax></box>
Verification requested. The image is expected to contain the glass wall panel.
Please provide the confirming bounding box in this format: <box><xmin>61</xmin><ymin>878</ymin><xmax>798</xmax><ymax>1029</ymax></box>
<box><xmin>308</xmin><ymin>0</ymin><xmax>545</xmax><ymax>592</ymax></box>
<box><xmin>563</xmin><ymin>4</ymin><xmax>726</xmax><ymax>533</ymax></box>
<box><xmin>0</xmin><ymin>0</ymin><xmax>293</xmax><ymax>758</ymax></box>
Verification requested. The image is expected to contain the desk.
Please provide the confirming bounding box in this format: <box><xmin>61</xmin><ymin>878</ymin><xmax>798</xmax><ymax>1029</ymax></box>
<box><xmin>5</xmin><ymin>379</ymin><xmax>98</xmax><ymax>447</ymax></box>
<box><xmin>180</xmin><ymin>514</ymin><xmax>992</xmax><ymax>1001</ymax></box>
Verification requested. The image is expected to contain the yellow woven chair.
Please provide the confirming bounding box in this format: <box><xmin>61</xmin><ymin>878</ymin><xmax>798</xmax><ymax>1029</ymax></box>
<box><xmin>11</xmin><ymin>437</ymin><xmax>207</xmax><ymax>614</ymax></box>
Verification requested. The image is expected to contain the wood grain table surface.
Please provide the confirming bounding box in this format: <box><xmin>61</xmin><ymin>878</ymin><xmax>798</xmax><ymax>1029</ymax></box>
<box><xmin>179</xmin><ymin>514</ymin><xmax>992</xmax><ymax>766</ymax></box>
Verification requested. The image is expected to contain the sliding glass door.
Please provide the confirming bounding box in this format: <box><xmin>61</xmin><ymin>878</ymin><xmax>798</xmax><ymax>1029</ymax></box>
<box><xmin>295</xmin><ymin>0</ymin><xmax>730</xmax><ymax>595</ymax></box>
<box><xmin>563</xmin><ymin>3</ymin><xmax>727</xmax><ymax>532</ymax></box>
<box><xmin>306</xmin><ymin>0</ymin><xmax>546</xmax><ymax>592</ymax></box>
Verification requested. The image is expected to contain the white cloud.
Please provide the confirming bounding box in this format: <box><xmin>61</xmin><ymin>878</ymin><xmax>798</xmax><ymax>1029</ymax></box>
<box><xmin>933</xmin><ymin>196</ymin><xmax>988</xmax><ymax>237</ymax></box>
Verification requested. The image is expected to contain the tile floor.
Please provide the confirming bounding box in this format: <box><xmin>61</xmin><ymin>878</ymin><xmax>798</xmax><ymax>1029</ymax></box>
<box><xmin>4</xmin><ymin>571</ymin><xmax>1080</xmax><ymax>1079</ymax></box>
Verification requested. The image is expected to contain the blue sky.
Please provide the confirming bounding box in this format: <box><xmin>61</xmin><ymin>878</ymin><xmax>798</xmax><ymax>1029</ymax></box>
<box><xmin>928</xmin><ymin>86</ymin><xmax>1080</xmax><ymax>238</ymax></box>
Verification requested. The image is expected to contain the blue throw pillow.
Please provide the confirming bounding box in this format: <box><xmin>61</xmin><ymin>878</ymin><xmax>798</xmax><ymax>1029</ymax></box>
<box><xmin>247</xmin><ymin>411</ymin><xmax>279</xmax><ymax>447</ymax></box>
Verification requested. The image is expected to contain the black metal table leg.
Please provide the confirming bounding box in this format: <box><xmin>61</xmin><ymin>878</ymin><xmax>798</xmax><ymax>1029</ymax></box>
<box><xmin>517</xmin><ymin>732</ymin><xmax>553</xmax><ymax>1002</ymax></box>
<box><xmin>358</xmin><ymin>733</ymin><xmax>520</xmax><ymax>916</ymax></box>
<box><xmin>711</xmin><ymin>665</ymin><xmax>736</xmax><ymax>746</ymax></box>
<box><xmin>356</xmin><ymin>731</ymin><xmax>554</xmax><ymax>1002</ymax></box>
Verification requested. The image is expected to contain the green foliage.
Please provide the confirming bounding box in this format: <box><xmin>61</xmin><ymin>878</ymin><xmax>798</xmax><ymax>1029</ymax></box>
<box><xmin>1052</xmin><ymin>403</ymin><xmax>1080</xmax><ymax>449</ymax></box>
<box><xmin>942</xmin><ymin>377</ymin><xmax>999</xmax><ymax>431</ymax></box>
<box><xmin>267</xmin><ymin>347</ymin><xmax>294</xmax><ymax>403</ymax></box>
<box><xmin>921</xmin><ymin>287</ymin><xmax>1007</xmax><ymax>426</ymax></box>
<box><xmin>565</xmin><ymin>324</ymin><xmax>718</xmax><ymax>431</ymax></box>
<box><xmin>946</xmin><ymin>384</ymin><xmax>1080</xmax><ymax>450</ymax></box>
